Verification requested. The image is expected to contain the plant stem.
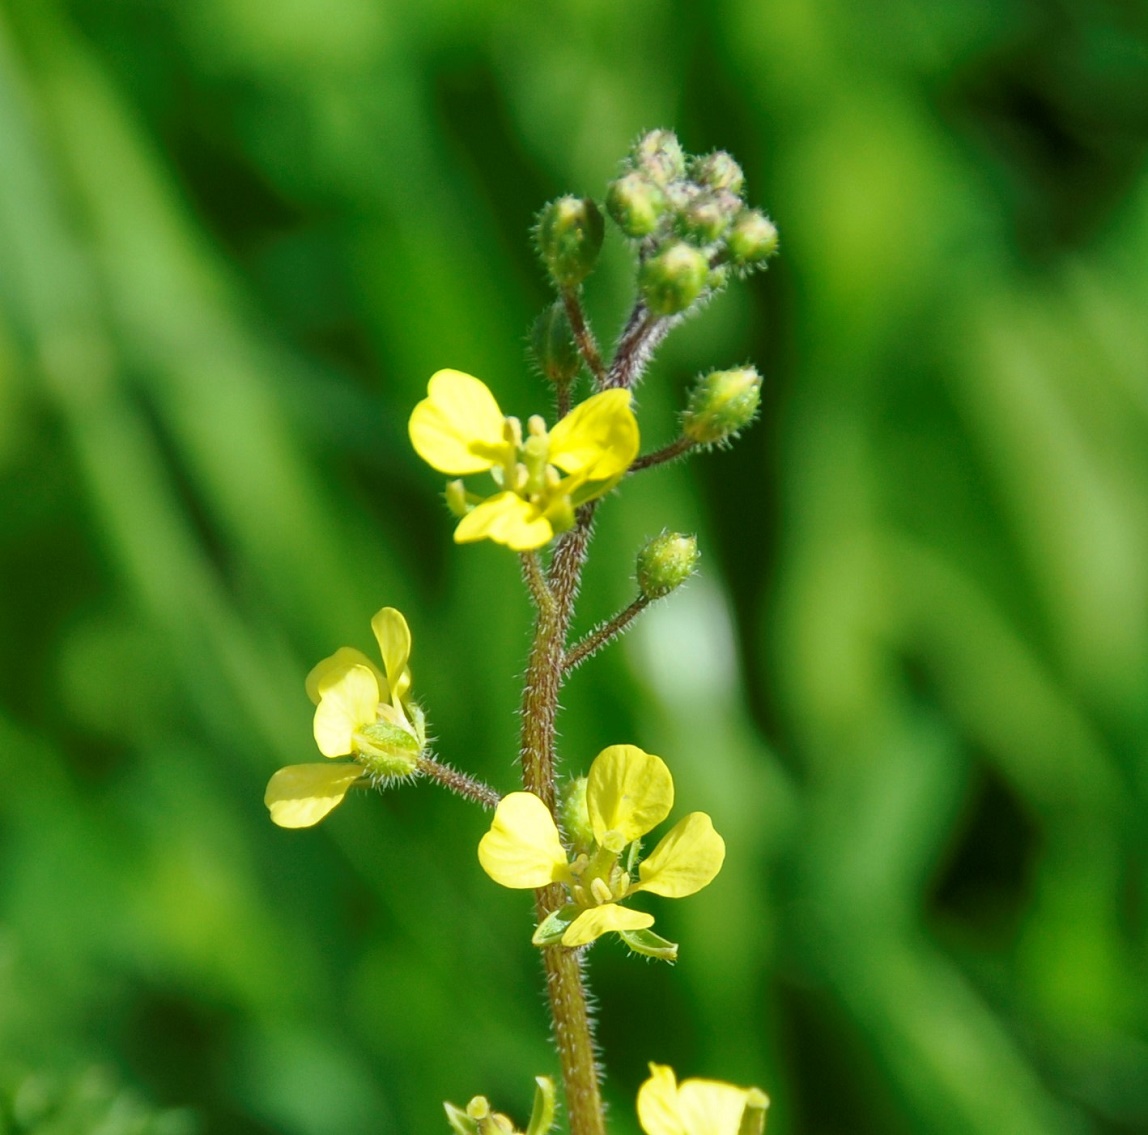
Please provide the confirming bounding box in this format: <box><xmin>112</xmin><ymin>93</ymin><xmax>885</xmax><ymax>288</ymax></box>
<box><xmin>564</xmin><ymin>596</ymin><xmax>650</xmax><ymax>672</ymax></box>
<box><xmin>519</xmin><ymin>504</ymin><xmax>604</xmax><ymax>1135</ymax></box>
<box><xmin>561</xmin><ymin>287</ymin><xmax>606</xmax><ymax>387</ymax></box>
<box><xmin>629</xmin><ymin>436</ymin><xmax>696</xmax><ymax>473</ymax></box>
<box><xmin>416</xmin><ymin>755</ymin><xmax>500</xmax><ymax>810</ymax></box>
<box><xmin>521</xmin><ymin>551</ymin><xmax>556</xmax><ymax>614</ymax></box>
<box><xmin>602</xmin><ymin>302</ymin><xmax>673</xmax><ymax>391</ymax></box>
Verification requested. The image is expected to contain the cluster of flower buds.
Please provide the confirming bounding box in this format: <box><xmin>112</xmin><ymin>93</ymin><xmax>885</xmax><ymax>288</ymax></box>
<box><xmin>604</xmin><ymin>130</ymin><xmax>778</xmax><ymax>316</ymax></box>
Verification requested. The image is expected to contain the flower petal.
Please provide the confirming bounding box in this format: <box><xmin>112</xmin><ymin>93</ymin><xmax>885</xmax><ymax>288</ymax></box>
<box><xmin>265</xmin><ymin>763</ymin><xmax>362</xmax><ymax>828</ymax></box>
<box><xmin>549</xmin><ymin>389</ymin><xmax>639</xmax><ymax>480</ymax></box>
<box><xmin>454</xmin><ymin>492</ymin><xmax>553</xmax><ymax>550</ymax></box>
<box><xmin>561</xmin><ymin>903</ymin><xmax>654</xmax><ymax>947</ymax></box>
<box><xmin>409</xmin><ymin>369</ymin><xmax>512</xmax><ymax>474</ymax></box>
<box><xmin>676</xmin><ymin>1081</ymin><xmax>753</xmax><ymax>1135</ymax></box>
<box><xmin>371</xmin><ymin>607</ymin><xmax>412</xmax><ymax>703</ymax></box>
<box><xmin>313</xmin><ymin>664</ymin><xmax>380</xmax><ymax>757</ymax></box>
<box><xmin>636</xmin><ymin>812</ymin><xmax>725</xmax><ymax>898</ymax></box>
<box><xmin>587</xmin><ymin>745</ymin><xmax>674</xmax><ymax>851</ymax></box>
<box><xmin>479</xmin><ymin>792</ymin><xmax>570</xmax><ymax>888</ymax></box>
<box><xmin>637</xmin><ymin>1065</ymin><xmax>685</xmax><ymax>1135</ymax></box>
<box><xmin>305</xmin><ymin>647</ymin><xmax>387</xmax><ymax>705</ymax></box>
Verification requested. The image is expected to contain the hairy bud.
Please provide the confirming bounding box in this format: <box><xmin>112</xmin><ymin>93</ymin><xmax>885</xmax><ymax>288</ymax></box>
<box><xmin>535</xmin><ymin>196</ymin><xmax>605</xmax><ymax>287</ymax></box>
<box><xmin>639</xmin><ymin>242</ymin><xmax>709</xmax><ymax>316</ymax></box>
<box><xmin>356</xmin><ymin>720</ymin><xmax>421</xmax><ymax>778</ymax></box>
<box><xmin>636</xmin><ymin>532</ymin><xmax>699</xmax><ymax>600</ymax></box>
<box><xmin>606</xmin><ymin>171</ymin><xmax>666</xmax><ymax>238</ymax></box>
<box><xmin>727</xmin><ymin>209</ymin><xmax>779</xmax><ymax>266</ymax></box>
<box><xmin>678</xmin><ymin>192</ymin><xmax>737</xmax><ymax>245</ymax></box>
<box><xmin>689</xmin><ymin>151</ymin><xmax>745</xmax><ymax>196</ymax></box>
<box><xmin>682</xmin><ymin>367</ymin><xmax>762</xmax><ymax>445</ymax></box>
<box><xmin>530</xmin><ymin>303</ymin><xmax>580</xmax><ymax>385</ymax></box>
<box><xmin>631</xmin><ymin>129</ymin><xmax>686</xmax><ymax>186</ymax></box>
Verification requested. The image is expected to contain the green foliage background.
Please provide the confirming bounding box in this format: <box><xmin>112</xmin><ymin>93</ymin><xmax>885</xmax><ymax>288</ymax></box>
<box><xmin>1</xmin><ymin>1</ymin><xmax>1146</xmax><ymax>1133</ymax></box>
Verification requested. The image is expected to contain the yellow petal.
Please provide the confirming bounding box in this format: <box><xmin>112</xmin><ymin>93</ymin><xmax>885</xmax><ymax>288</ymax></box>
<box><xmin>549</xmin><ymin>389</ymin><xmax>639</xmax><ymax>480</ymax></box>
<box><xmin>305</xmin><ymin>647</ymin><xmax>387</xmax><ymax>705</ymax></box>
<box><xmin>370</xmin><ymin>607</ymin><xmax>412</xmax><ymax>703</ymax></box>
<box><xmin>454</xmin><ymin>492</ymin><xmax>553</xmax><ymax>550</ymax></box>
<box><xmin>265</xmin><ymin>763</ymin><xmax>362</xmax><ymax>828</ymax></box>
<box><xmin>676</xmin><ymin>1081</ymin><xmax>754</xmax><ymax>1135</ymax></box>
<box><xmin>409</xmin><ymin>369</ymin><xmax>512</xmax><ymax>474</ymax></box>
<box><xmin>636</xmin><ymin>812</ymin><xmax>725</xmax><ymax>898</ymax></box>
<box><xmin>587</xmin><ymin>745</ymin><xmax>674</xmax><ymax>851</ymax></box>
<box><xmin>313</xmin><ymin>664</ymin><xmax>380</xmax><ymax>757</ymax></box>
<box><xmin>637</xmin><ymin>1065</ymin><xmax>685</xmax><ymax>1135</ymax></box>
<box><xmin>561</xmin><ymin>903</ymin><xmax>654</xmax><ymax>947</ymax></box>
<box><xmin>478</xmin><ymin>792</ymin><xmax>570</xmax><ymax>888</ymax></box>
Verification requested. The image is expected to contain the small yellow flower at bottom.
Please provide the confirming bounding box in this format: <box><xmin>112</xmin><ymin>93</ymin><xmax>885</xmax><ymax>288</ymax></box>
<box><xmin>408</xmin><ymin>369</ymin><xmax>640</xmax><ymax>550</ymax></box>
<box><xmin>265</xmin><ymin>607</ymin><xmax>425</xmax><ymax>829</ymax></box>
<box><xmin>477</xmin><ymin>744</ymin><xmax>724</xmax><ymax>957</ymax></box>
<box><xmin>638</xmin><ymin>1065</ymin><xmax>769</xmax><ymax>1135</ymax></box>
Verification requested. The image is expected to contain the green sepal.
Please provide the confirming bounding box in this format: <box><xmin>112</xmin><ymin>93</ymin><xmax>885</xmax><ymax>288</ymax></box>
<box><xmin>532</xmin><ymin>905</ymin><xmax>580</xmax><ymax>947</ymax></box>
<box><xmin>357</xmin><ymin>719</ymin><xmax>421</xmax><ymax>777</ymax></box>
<box><xmin>618</xmin><ymin>927</ymin><xmax>679</xmax><ymax>962</ymax></box>
<box><xmin>737</xmin><ymin>1089</ymin><xmax>770</xmax><ymax>1135</ymax></box>
<box><xmin>525</xmin><ymin>1077</ymin><xmax>557</xmax><ymax>1135</ymax></box>
<box><xmin>444</xmin><ymin>1102</ymin><xmax>480</xmax><ymax>1135</ymax></box>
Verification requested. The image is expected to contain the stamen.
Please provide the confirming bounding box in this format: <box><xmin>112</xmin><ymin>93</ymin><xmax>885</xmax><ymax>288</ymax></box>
<box><xmin>589</xmin><ymin>877</ymin><xmax>613</xmax><ymax>905</ymax></box>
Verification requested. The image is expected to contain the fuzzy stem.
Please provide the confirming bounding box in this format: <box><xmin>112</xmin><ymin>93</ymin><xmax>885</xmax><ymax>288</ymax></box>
<box><xmin>561</xmin><ymin>287</ymin><xmax>606</xmax><ymax>387</ymax></box>
<box><xmin>601</xmin><ymin>301</ymin><xmax>673</xmax><ymax>391</ymax></box>
<box><xmin>519</xmin><ymin>504</ymin><xmax>603</xmax><ymax>1135</ymax></box>
<box><xmin>417</xmin><ymin>755</ymin><xmax>501</xmax><ymax>810</ymax></box>
<box><xmin>522</xmin><ymin>551</ymin><xmax>556</xmax><ymax>614</ymax></box>
<box><xmin>564</xmin><ymin>596</ymin><xmax>650</xmax><ymax>672</ymax></box>
<box><xmin>629</xmin><ymin>436</ymin><xmax>697</xmax><ymax>473</ymax></box>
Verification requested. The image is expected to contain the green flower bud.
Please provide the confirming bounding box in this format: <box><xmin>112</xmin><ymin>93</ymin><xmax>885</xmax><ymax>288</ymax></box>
<box><xmin>630</xmin><ymin>129</ymin><xmax>685</xmax><ymax>185</ymax></box>
<box><xmin>689</xmin><ymin>150</ymin><xmax>745</xmax><ymax>195</ymax></box>
<box><xmin>682</xmin><ymin>367</ymin><xmax>762</xmax><ymax>445</ymax></box>
<box><xmin>560</xmin><ymin>776</ymin><xmax>595</xmax><ymax>853</ymax></box>
<box><xmin>678</xmin><ymin>192</ymin><xmax>736</xmax><ymax>245</ymax></box>
<box><xmin>529</xmin><ymin>302</ymin><xmax>580</xmax><ymax>385</ymax></box>
<box><xmin>605</xmin><ymin>171</ymin><xmax>666</xmax><ymax>238</ymax></box>
<box><xmin>445</xmin><ymin>1103</ymin><xmax>480</xmax><ymax>1135</ymax></box>
<box><xmin>727</xmin><ymin>209</ymin><xmax>779</xmax><ymax>265</ymax></box>
<box><xmin>639</xmin><ymin>242</ymin><xmax>709</xmax><ymax>316</ymax></box>
<box><xmin>535</xmin><ymin>196</ymin><xmax>604</xmax><ymax>287</ymax></box>
<box><xmin>356</xmin><ymin>719</ymin><xmax>421</xmax><ymax>778</ymax></box>
<box><xmin>636</xmin><ymin>532</ymin><xmax>699</xmax><ymax>600</ymax></box>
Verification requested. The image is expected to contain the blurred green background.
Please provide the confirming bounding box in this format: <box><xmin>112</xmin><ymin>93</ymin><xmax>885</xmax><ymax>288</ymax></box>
<box><xmin>1</xmin><ymin>0</ymin><xmax>1147</xmax><ymax>1133</ymax></box>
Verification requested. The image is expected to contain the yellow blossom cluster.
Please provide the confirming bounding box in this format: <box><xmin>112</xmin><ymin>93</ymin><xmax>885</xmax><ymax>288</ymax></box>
<box><xmin>408</xmin><ymin>369</ymin><xmax>639</xmax><ymax>550</ymax></box>
<box><xmin>478</xmin><ymin>745</ymin><xmax>724</xmax><ymax>953</ymax></box>
<box><xmin>264</xmin><ymin>608</ymin><xmax>423</xmax><ymax>828</ymax></box>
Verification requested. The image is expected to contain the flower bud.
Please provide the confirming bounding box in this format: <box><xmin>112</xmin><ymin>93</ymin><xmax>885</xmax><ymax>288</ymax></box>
<box><xmin>529</xmin><ymin>303</ymin><xmax>580</xmax><ymax>385</ymax></box>
<box><xmin>535</xmin><ymin>196</ymin><xmax>604</xmax><ymax>287</ymax></box>
<box><xmin>678</xmin><ymin>192</ymin><xmax>734</xmax><ymax>245</ymax></box>
<box><xmin>682</xmin><ymin>367</ymin><xmax>762</xmax><ymax>445</ymax></box>
<box><xmin>726</xmin><ymin>209</ymin><xmax>779</xmax><ymax>265</ymax></box>
<box><xmin>356</xmin><ymin>720</ymin><xmax>421</xmax><ymax>778</ymax></box>
<box><xmin>560</xmin><ymin>776</ymin><xmax>595</xmax><ymax>854</ymax></box>
<box><xmin>639</xmin><ymin>242</ymin><xmax>708</xmax><ymax>316</ymax></box>
<box><xmin>605</xmin><ymin>171</ymin><xmax>666</xmax><ymax>238</ymax></box>
<box><xmin>689</xmin><ymin>150</ymin><xmax>745</xmax><ymax>195</ymax></box>
<box><xmin>630</xmin><ymin>129</ymin><xmax>686</xmax><ymax>185</ymax></box>
<box><xmin>636</xmin><ymin>532</ymin><xmax>699</xmax><ymax>600</ymax></box>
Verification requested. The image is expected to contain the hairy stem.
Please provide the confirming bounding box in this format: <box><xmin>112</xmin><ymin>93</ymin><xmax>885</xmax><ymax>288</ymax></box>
<box><xmin>520</xmin><ymin>504</ymin><xmax>603</xmax><ymax>1135</ymax></box>
<box><xmin>564</xmin><ymin>596</ymin><xmax>650</xmax><ymax>672</ymax></box>
<box><xmin>602</xmin><ymin>301</ymin><xmax>673</xmax><ymax>391</ymax></box>
<box><xmin>417</xmin><ymin>755</ymin><xmax>500</xmax><ymax>810</ymax></box>
<box><xmin>629</xmin><ymin>436</ymin><xmax>696</xmax><ymax>473</ymax></box>
<box><xmin>561</xmin><ymin>287</ymin><xmax>606</xmax><ymax>388</ymax></box>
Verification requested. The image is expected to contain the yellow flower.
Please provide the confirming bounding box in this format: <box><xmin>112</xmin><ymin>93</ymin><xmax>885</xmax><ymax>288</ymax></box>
<box><xmin>408</xmin><ymin>369</ymin><xmax>640</xmax><ymax>550</ymax></box>
<box><xmin>477</xmin><ymin>745</ymin><xmax>725</xmax><ymax>957</ymax></box>
<box><xmin>637</xmin><ymin>1065</ymin><xmax>769</xmax><ymax>1135</ymax></box>
<box><xmin>265</xmin><ymin>607</ymin><xmax>424</xmax><ymax>829</ymax></box>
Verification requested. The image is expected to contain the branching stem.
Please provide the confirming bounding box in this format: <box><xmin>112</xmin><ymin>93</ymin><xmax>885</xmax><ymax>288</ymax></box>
<box><xmin>564</xmin><ymin>596</ymin><xmax>650</xmax><ymax>672</ymax></box>
<box><xmin>561</xmin><ymin>287</ymin><xmax>606</xmax><ymax>388</ymax></box>
<box><xmin>417</xmin><ymin>755</ymin><xmax>501</xmax><ymax>810</ymax></box>
<box><xmin>629</xmin><ymin>436</ymin><xmax>696</xmax><ymax>473</ymax></box>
